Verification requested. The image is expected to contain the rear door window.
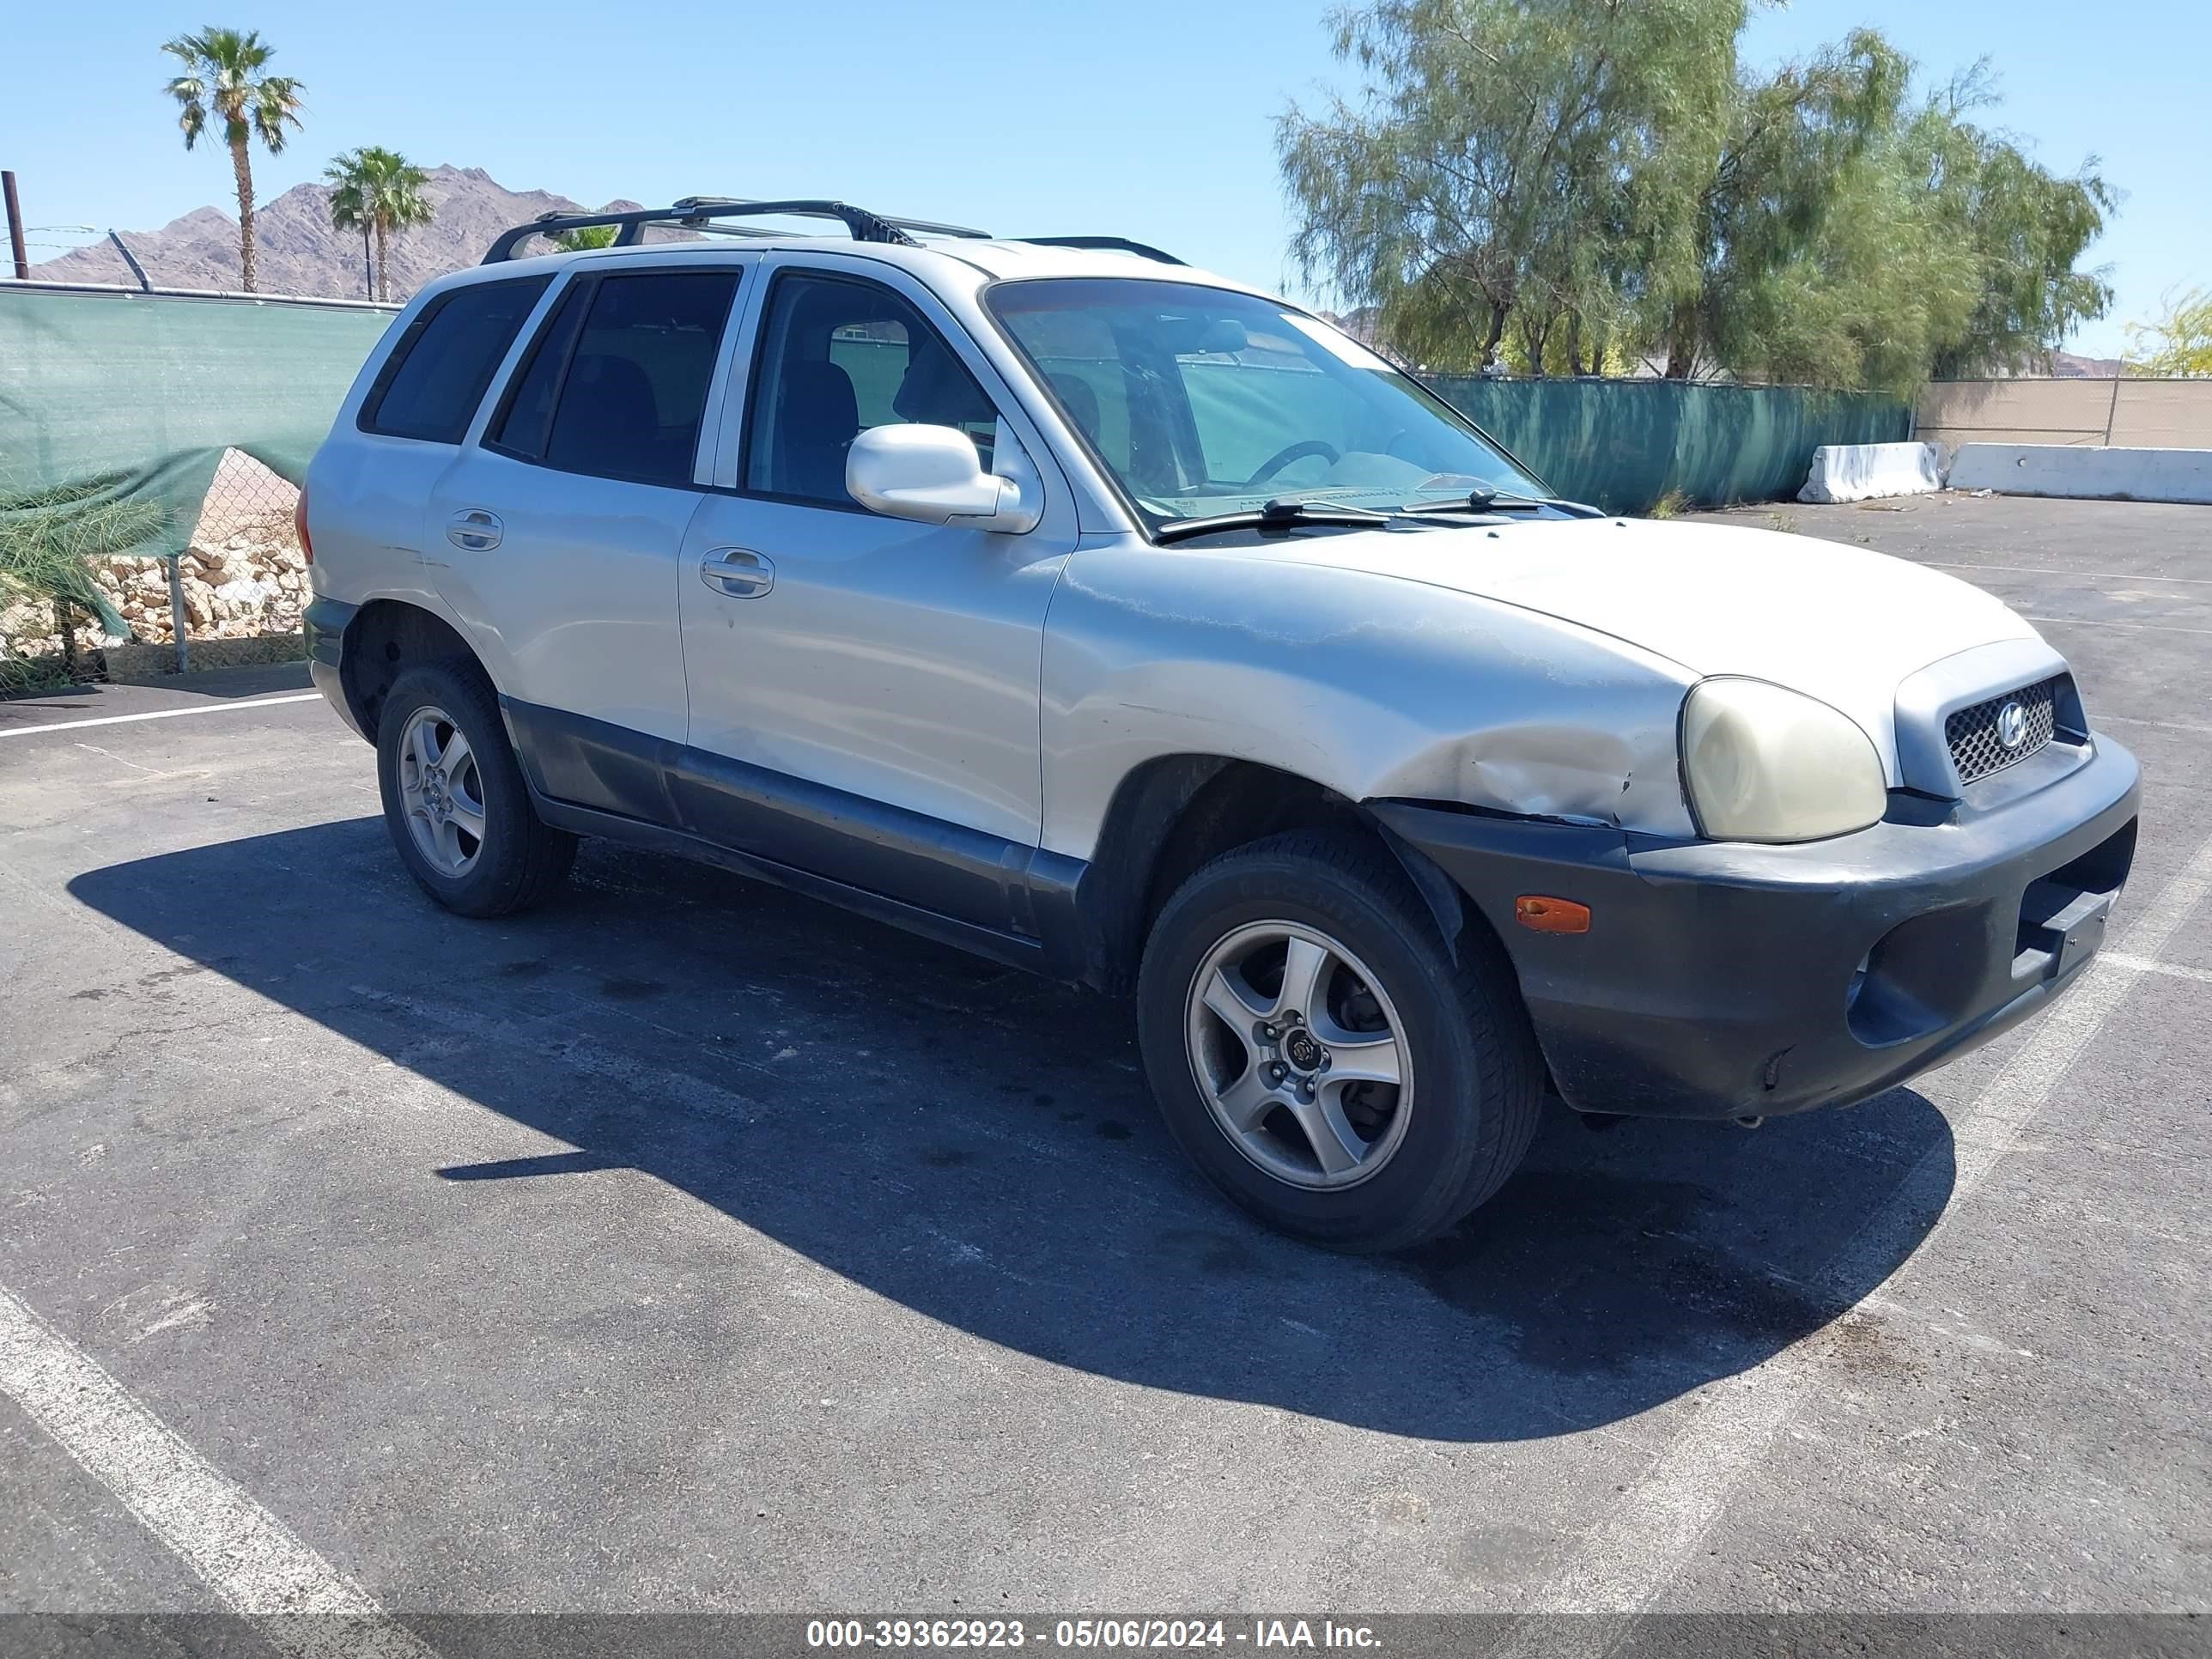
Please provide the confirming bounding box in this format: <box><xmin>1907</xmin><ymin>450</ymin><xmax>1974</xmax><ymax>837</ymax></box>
<box><xmin>508</xmin><ymin>270</ymin><xmax>741</xmax><ymax>489</ymax></box>
<box><xmin>361</xmin><ymin>276</ymin><xmax>551</xmax><ymax>443</ymax></box>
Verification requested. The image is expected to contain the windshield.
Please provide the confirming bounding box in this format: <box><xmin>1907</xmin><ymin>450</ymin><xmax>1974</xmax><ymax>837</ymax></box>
<box><xmin>985</xmin><ymin>278</ymin><xmax>1546</xmax><ymax>532</ymax></box>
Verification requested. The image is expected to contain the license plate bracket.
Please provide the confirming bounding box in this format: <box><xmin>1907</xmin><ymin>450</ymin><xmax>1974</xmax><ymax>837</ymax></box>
<box><xmin>2016</xmin><ymin>881</ymin><xmax>2113</xmax><ymax>982</ymax></box>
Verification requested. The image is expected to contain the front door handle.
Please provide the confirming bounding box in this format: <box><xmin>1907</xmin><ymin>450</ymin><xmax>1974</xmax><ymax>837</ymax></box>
<box><xmin>446</xmin><ymin>508</ymin><xmax>503</xmax><ymax>551</ymax></box>
<box><xmin>701</xmin><ymin>547</ymin><xmax>774</xmax><ymax>599</ymax></box>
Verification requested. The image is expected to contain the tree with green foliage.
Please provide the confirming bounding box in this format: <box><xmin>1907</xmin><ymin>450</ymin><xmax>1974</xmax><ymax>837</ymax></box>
<box><xmin>1650</xmin><ymin>29</ymin><xmax>1917</xmax><ymax>381</ymax></box>
<box><xmin>1279</xmin><ymin>0</ymin><xmax>1744</xmax><ymax>375</ymax></box>
<box><xmin>1917</xmin><ymin>82</ymin><xmax>2115</xmax><ymax>380</ymax></box>
<box><xmin>1279</xmin><ymin>1</ymin><xmax>2115</xmax><ymax>392</ymax></box>
<box><xmin>2125</xmin><ymin>287</ymin><xmax>2212</xmax><ymax>377</ymax></box>
<box><xmin>161</xmin><ymin>27</ymin><xmax>306</xmax><ymax>294</ymax></box>
<box><xmin>325</xmin><ymin>147</ymin><xmax>435</xmax><ymax>301</ymax></box>
<box><xmin>554</xmin><ymin>224</ymin><xmax>620</xmax><ymax>252</ymax></box>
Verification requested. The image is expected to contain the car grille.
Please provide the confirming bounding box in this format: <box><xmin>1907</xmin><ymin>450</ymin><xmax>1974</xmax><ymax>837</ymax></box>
<box><xmin>1947</xmin><ymin>678</ymin><xmax>2059</xmax><ymax>784</ymax></box>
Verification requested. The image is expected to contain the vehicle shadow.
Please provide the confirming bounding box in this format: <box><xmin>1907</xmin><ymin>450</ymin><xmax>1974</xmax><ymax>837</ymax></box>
<box><xmin>70</xmin><ymin>817</ymin><xmax>1955</xmax><ymax>1443</ymax></box>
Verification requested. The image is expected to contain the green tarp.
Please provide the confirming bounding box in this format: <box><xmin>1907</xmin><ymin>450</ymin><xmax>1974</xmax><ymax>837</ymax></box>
<box><xmin>1</xmin><ymin>287</ymin><xmax>397</xmax><ymax>559</ymax></box>
<box><xmin>1426</xmin><ymin>374</ymin><xmax>1912</xmax><ymax>514</ymax></box>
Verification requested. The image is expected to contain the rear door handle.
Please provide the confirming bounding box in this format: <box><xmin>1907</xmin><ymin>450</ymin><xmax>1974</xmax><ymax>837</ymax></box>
<box><xmin>701</xmin><ymin>547</ymin><xmax>774</xmax><ymax>599</ymax></box>
<box><xmin>446</xmin><ymin>508</ymin><xmax>503</xmax><ymax>551</ymax></box>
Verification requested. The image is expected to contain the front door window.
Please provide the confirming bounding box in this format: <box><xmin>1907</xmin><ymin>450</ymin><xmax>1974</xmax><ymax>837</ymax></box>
<box><xmin>744</xmin><ymin>271</ymin><xmax>999</xmax><ymax>507</ymax></box>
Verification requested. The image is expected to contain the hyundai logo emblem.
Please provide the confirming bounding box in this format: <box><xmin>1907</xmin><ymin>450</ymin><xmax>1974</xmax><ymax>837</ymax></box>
<box><xmin>1996</xmin><ymin>700</ymin><xmax>2028</xmax><ymax>750</ymax></box>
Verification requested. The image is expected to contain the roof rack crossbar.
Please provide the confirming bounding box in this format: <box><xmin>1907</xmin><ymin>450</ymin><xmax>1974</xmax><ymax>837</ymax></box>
<box><xmin>483</xmin><ymin>198</ymin><xmax>992</xmax><ymax>263</ymax></box>
<box><xmin>1014</xmin><ymin>235</ymin><xmax>1185</xmax><ymax>265</ymax></box>
<box><xmin>663</xmin><ymin>198</ymin><xmax>991</xmax><ymax>240</ymax></box>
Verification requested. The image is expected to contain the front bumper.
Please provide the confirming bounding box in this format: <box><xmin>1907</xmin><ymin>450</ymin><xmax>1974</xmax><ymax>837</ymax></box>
<box><xmin>1374</xmin><ymin>735</ymin><xmax>2141</xmax><ymax>1121</ymax></box>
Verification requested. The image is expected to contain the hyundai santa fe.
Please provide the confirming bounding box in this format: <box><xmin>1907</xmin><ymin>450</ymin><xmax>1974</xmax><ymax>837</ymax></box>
<box><xmin>299</xmin><ymin>198</ymin><xmax>2140</xmax><ymax>1251</ymax></box>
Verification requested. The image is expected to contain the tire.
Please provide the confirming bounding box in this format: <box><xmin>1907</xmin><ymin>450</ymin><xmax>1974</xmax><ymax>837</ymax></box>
<box><xmin>1136</xmin><ymin>829</ymin><xmax>1543</xmax><ymax>1253</ymax></box>
<box><xmin>375</xmin><ymin>661</ymin><xmax>576</xmax><ymax>918</ymax></box>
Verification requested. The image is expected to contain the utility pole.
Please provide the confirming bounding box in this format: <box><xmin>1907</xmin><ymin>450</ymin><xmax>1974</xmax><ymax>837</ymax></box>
<box><xmin>3</xmin><ymin>171</ymin><xmax>28</xmax><ymax>279</ymax></box>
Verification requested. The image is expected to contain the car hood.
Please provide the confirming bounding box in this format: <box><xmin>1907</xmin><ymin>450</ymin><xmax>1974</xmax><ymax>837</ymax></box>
<box><xmin>1263</xmin><ymin>515</ymin><xmax>2046</xmax><ymax>757</ymax></box>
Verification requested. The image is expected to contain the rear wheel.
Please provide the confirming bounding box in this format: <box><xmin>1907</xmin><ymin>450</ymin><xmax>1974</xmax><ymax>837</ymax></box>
<box><xmin>375</xmin><ymin>662</ymin><xmax>574</xmax><ymax>917</ymax></box>
<box><xmin>1137</xmin><ymin>830</ymin><xmax>1542</xmax><ymax>1252</ymax></box>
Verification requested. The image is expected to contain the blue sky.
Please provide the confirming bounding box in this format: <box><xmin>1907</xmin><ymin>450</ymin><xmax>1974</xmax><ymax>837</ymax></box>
<box><xmin>4</xmin><ymin>1</ymin><xmax>2201</xmax><ymax>358</ymax></box>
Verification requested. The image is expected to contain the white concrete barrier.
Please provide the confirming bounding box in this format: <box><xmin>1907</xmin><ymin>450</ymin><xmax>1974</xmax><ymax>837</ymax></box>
<box><xmin>1948</xmin><ymin>443</ymin><xmax>2212</xmax><ymax>505</ymax></box>
<box><xmin>1797</xmin><ymin>441</ymin><xmax>1946</xmax><ymax>503</ymax></box>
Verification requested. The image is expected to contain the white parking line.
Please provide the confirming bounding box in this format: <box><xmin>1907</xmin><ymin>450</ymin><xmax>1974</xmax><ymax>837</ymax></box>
<box><xmin>1922</xmin><ymin>559</ymin><xmax>2212</xmax><ymax>587</ymax></box>
<box><xmin>2096</xmin><ymin>713</ymin><xmax>2212</xmax><ymax>737</ymax></box>
<box><xmin>0</xmin><ymin>693</ymin><xmax>322</xmax><ymax>740</ymax></box>
<box><xmin>2021</xmin><ymin>615</ymin><xmax>2212</xmax><ymax>636</ymax></box>
<box><xmin>2103</xmin><ymin>950</ymin><xmax>2212</xmax><ymax>986</ymax></box>
<box><xmin>0</xmin><ymin>1283</ymin><xmax>435</xmax><ymax>1659</ymax></box>
<box><xmin>1502</xmin><ymin>826</ymin><xmax>2212</xmax><ymax>1651</ymax></box>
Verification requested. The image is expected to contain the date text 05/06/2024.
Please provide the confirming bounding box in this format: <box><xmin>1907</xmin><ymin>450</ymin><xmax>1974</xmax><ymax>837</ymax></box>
<box><xmin>805</xmin><ymin>1618</ymin><xmax>1382</xmax><ymax>1650</ymax></box>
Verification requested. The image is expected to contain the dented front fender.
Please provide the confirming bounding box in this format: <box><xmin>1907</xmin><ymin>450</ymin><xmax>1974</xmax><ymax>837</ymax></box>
<box><xmin>1040</xmin><ymin>538</ymin><xmax>1699</xmax><ymax>856</ymax></box>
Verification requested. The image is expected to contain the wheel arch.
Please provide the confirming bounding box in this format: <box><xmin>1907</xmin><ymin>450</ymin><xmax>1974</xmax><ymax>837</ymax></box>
<box><xmin>339</xmin><ymin>599</ymin><xmax>490</xmax><ymax>742</ymax></box>
<box><xmin>1073</xmin><ymin>754</ymin><xmax>1482</xmax><ymax>994</ymax></box>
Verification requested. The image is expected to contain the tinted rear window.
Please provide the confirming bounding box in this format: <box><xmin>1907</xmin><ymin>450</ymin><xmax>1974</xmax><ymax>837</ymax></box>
<box><xmin>361</xmin><ymin>276</ymin><xmax>551</xmax><ymax>443</ymax></box>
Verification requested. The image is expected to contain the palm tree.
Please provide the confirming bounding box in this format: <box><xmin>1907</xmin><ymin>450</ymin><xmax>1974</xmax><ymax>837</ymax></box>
<box><xmin>325</xmin><ymin>147</ymin><xmax>435</xmax><ymax>301</ymax></box>
<box><xmin>161</xmin><ymin>27</ymin><xmax>305</xmax><ymax>294</ymax></box>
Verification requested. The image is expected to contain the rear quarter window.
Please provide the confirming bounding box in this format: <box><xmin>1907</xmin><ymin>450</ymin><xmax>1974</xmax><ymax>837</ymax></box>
<box><xmin>360</xmin><ymin>276</ymin><xmax>551</xmax><ymax>444</ymax></box>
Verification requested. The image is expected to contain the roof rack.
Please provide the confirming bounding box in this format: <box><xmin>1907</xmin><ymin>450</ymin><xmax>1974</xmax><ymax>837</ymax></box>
<box><xmin>482</xmin><ymin>198</ymin><xmax>994</xmax><ymax>264</ymax></box>
<box><xmin>1013</xmin><ymin>236</ymin><xmax>1185</xmax><ymax>265</ymax></box>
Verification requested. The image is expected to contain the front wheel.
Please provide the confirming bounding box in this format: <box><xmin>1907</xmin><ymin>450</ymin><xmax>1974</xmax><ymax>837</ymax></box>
<box><xmin>375</xmin><ymin>661</ymin><xmax>575</xmax><ymax>918</ymax></box>
<box><xmin>1137</xmin><ymin>830</ymin><xmax>1543</xmax><ymax>1252</ymax></box>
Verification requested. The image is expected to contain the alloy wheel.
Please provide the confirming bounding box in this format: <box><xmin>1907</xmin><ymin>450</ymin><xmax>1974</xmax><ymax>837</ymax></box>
<box><xmin>396</xmin><ymin>704</ymin><xmax>488</xmax><ymax>878</ymax></box>
<box><xmin>1183</xmin><ymin>921</ymin><xmax>1414</xmax><ymax>1189</ymax></box>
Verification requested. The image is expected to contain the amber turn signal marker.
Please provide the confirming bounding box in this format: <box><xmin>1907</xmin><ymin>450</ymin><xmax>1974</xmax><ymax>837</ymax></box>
<box><xmin>1516</xmin><ymin>895</ymin><xmax>1591</xmax><ymax>934</ymax></box>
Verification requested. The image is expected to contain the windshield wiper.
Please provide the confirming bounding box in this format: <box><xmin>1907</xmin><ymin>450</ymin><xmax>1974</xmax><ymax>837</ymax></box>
<box><xmin>1152</xmin><ymin>498</ymin><xmax>1394</xmax><ymax>544</ymax></box>
<box><xmin>1403</xmin><ymin>488</ymin><xmax>1563</xmax><ymax>516</ymax></box>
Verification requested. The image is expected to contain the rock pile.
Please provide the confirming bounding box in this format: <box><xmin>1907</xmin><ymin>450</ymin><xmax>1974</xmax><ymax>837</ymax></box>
<box><xmin>107</xmin><ymin>508</ymin><xmax>310</xmax><ymax>645</ymax></box>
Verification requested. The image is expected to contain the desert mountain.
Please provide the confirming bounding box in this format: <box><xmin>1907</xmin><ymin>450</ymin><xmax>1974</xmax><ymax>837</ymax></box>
<box><xmin>2038</xmin><ymin>350</ymin><xmax>2127</xmax><ymax>379</ymax></box>
<box><xmin>29</xmin><ymin>165</ymin><xmax>646</xmax><ymax>301</ymax></box>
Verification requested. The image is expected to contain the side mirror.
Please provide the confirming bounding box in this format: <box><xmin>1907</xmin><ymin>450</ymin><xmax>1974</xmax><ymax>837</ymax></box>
<box><xmin>845</xmin><ymin>424</ymin><xmax>1041</xmax><ymax>534</ymax></box>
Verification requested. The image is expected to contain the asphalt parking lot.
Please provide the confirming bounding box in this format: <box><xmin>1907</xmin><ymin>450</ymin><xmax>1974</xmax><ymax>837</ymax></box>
<box><xmin>2</xmin><ymin>494</ymin><xmax>2208</xmax><ymax>1649</ymax></box>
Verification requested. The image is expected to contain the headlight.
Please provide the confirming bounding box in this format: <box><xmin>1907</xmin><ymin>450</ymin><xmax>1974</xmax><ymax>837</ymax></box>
<box><xmin>1680</xmin><ymin>678</ymin><xmax>1887</xmax><ymax>842</ymax></box>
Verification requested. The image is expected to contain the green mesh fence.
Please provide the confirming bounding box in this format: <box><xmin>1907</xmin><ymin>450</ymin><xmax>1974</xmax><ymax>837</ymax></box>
<box><xmin>0</xmin><ymin>286</ymin><xmax>397</xmax><ymax>562</ymax></box>
<box><xmin>1425</xmin><ymin>375</ymin><xmax>1912</xmax><ymax>514</ymax></box>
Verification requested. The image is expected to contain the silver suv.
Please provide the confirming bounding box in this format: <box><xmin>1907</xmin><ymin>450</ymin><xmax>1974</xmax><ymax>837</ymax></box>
<box><xmin>301</xmin><ymin>198</ymin><xmax>2140</xmax><ymax>1251</ymax></box>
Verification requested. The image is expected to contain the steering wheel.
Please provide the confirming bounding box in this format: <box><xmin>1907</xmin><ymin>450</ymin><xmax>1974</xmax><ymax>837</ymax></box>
<box><xmin>1244</xmin><ymin>440</ymin><xmax>1340</xmax><ymax>487</ymax></box>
